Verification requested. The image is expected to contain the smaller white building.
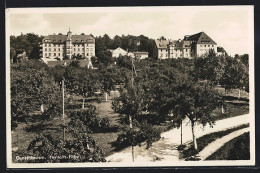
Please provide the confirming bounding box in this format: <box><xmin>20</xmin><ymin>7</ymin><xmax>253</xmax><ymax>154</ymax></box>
<box><xmin>134</xmin><ymin>51</ymin><xmax>149</xmax><ymax>60</ymax></box>
<box><xmin>112</xmin><ymin>47</ymin><xmax>128</xmax><ymax>58</ymax></box>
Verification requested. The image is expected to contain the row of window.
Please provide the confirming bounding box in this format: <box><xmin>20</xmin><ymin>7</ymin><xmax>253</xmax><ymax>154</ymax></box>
<box><xmin>44</xmin><ymin>44</ymin><xmax>94</xmax><ymax>47</ymax></box>
<box><xmin>44</xmin><ymin>48</ymin><xmax>93</xmax><ymax>52</ymax></box>
<box><xmin>45</xmin><ymin>52</ymin><xmax>93</xmax><ymax>57</ymax></box>
<box><xmin>200</xmin><ymin>44</ymin><xmax>214</xmax><ymax>47</ymax></box>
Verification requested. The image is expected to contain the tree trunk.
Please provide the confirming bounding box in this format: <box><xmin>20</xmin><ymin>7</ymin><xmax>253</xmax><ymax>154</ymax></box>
<box><xmin>82</xmin><ymin>98</ymin><xmax>85</xmax><ymax>109</ymax></box>
<box><xmin>191</xmin><ymin>121</ymin><xmax>198</xmax><ymax>150</ymax></box>
<box><xmin>40</xmin><ymin>104</ymin><xmax>44</xmax><ymax>113</ymax></box>
<box><xmin>238</xmin><ymin>89</ymin><xmax>241</xmax><ymax>99</ymax></box>
<box><xmin>221</xmin><ymin>105</ymin><xmax>225</xmax><ymax>114</ymax></box>
<box><xmin>105</xmin><ymin>92</ymin><xmax>108</xmax><ymax>102</ymax></box>
<box><xmin>180</xmin><ymin>120</ymin><xmax>183</xmax><ymax>145</ymax></box>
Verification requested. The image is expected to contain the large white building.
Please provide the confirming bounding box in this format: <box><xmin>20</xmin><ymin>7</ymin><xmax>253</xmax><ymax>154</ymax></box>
<box><xmin>41</xmin><ymin>29</ymin><xmax>95</xmax><ymax>60</ymax></box>
<box><xmin>155</xmin><ymin>32</ymin><xmax>218</xmax><ymax>59</ymax></box>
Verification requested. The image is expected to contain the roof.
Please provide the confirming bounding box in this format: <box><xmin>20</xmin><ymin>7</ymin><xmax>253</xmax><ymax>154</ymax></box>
<box><xmin>43</xmin><ymin>34</ymin><xmax>95</xmax><ymax>44</ymax></box>
<box><xmin>46</xmin><ymin>59</ymin><xmax>92</xmax><ymax>68</ymax></box>
<box><xmin>169</xmin><ymin>40</ymin><xmax>184</xmax><ymax>49</ymax></box>
<box><xmin>133</xmin><ymin>52</ymin><xmax>149</xmax><ymax>55</ymax></box>
<box><xmin>186</xmin><ymin>32</ymin><xmax>217</xmax><ymax>45</ymax></box>
<box><xmin>155</xmin><ymin>40</ymin><xmax>169</xmax><ymax>49</ymax></box>
<box><xmin>113</xmin><ymin>47</ymin><xmax>128</xmax><ymax>53</ymax></box>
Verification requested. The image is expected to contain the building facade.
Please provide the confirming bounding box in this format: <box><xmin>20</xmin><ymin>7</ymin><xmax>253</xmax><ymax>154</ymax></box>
<box><xmin>41</xmin><ymin>30</ymin><xmax>95</xmax><ymax>60</ymax></box>
<box><xmin>111</xmin><ymin>47</ymin><xmax>128</xmax><ymax>58</ymax></box>
<box><xmin>155</xmin><ymin>32</ymin><xmax>218</xmax><ymax>59</ymax></box>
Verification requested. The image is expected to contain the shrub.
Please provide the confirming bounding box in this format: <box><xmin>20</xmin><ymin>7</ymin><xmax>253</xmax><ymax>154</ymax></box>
<box><xmin>115</xmin><ymin>121</ymin><xmax>160</xmax><ymax>149</ymax></box>
<box><xmin>26</xmin><ymin>127</ymin><xmax>106</xmax><ymax>163</ymax></box>
<box><xmin>68</xmin><ymin>107</ymin><xmax>110</xmax><ymax>133</ymax></box>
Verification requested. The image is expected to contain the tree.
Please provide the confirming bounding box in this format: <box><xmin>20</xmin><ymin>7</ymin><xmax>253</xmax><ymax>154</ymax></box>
<box><xmin>173</xmin><ymin>83</ymin><xmax>222</xmax><ymax>150</ymax></box>
<box><xmin>194</xmin><ymin>49</ymin><xmax>226</xmax><ymax>86</ymax></box>
<box><xmin>219</xmin><ymin>57</ymin><xmax>249</xmax><ymax>97</ymax></box>
<box><xmin>11</xmin><ymin>60</ymin><xmax>61</xmax><ymax>129</ymax></box>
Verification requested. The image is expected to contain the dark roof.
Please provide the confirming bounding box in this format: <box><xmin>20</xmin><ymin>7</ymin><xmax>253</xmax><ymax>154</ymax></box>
<box><xmin>155</xmin><ymin>40</ymin><xmax>169</xmax><ymax>49</ymax></box>
<box><xmin>133</xmin><ymin>52</ymin><xmax>149</xmax><ymax>55</ymax></box>
<box><xmin>47</xmin><ymin>59</ymin><xmax>92</xmax><ymax>68</ymax></box>
<box><xmin>169</xmin><ymin>40</ymin><xmax>184</xmax><ymax>49</ymax></box>
<box><xmin>43</xmin><ymin>34</ymin><xmax>95</xmax><ymax>43</ymax></box>
<box><xmin>186</xmin><ymin>32</ymin><xmax>217</xmax><ymax>45</ymax></box>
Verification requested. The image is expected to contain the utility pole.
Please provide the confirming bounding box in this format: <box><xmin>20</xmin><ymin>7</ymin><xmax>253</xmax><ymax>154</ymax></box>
<box><xmin>62</xmin><ymin>80</ymin><xmax>65</xmax><ymax>141</ymax></box>
<box><xmin>130</xmin><ymin>57</ymin><xmax>136</xmax><ymax>162</ymax></box>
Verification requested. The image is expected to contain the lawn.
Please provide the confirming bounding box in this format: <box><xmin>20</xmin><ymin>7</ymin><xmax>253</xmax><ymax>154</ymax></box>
<box><xmin>179</xmin><ymin>123</ymin><xmax>249</xmax><ymax>160</ymax></box>
<box><xmin>206</xmin><ymin>132</ymin><xmax>250</xmax><ymax>160</ymax></box>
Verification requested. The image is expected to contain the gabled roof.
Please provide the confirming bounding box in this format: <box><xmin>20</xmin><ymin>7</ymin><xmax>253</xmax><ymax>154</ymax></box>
<box><xmin>113</xmin><ymin>47</ymin><xmax>128</xmax><ymax>53</ymax></box>
<box><xmin>155</xmin><ymin>40</ymin><xmax>169</xmax><ymax>49</ymax></box>
<box><xmin>43</xmin><ymin>34</ymin><xmax>95</xmax><ymax>43</ymax></box>
<box><xmin>186</xmin><ymin>32</ymin><xmax>217</xmax><ymax>45</ymax></box>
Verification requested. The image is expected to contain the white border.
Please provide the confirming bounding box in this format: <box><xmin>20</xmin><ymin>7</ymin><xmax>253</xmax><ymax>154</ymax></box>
<box><xmin>6</xmin><ymin>6</ymin><xmax>255</xmax><ymax>168</ymax></box>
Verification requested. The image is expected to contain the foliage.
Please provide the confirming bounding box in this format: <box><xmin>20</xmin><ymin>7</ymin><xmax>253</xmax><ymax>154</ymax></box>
<box><xmin>115</xmin><ymin>121</ymin><xmax>160</xmax><ymax>149</ymax></box>
<box><xmin>219</xmin><ymin>56</ymin><xmax>249</xmax><ymax>93</ymax></box>
<box><xmin>10</xmin><ymin>33</ymin><xmax>44</xmax><ymax>60</ymax></box>
<box><xmin>68</xmin><ymin>107</ymin><xmax>110</xmax><ymax>133</ymax></box>
<box><xmin>11</xmin><ymin>60</ymin><xmax>61</xmax><ymax>129</ymax></box>
<box><xmin>26</xmin><ymin>128</ymin><xmax>106</xmax><ymax>163</ymax></box>
<box><xmin>194</xmin><ymin>50</ymin><xmax>226</xmax><ymax>85</ymax></box>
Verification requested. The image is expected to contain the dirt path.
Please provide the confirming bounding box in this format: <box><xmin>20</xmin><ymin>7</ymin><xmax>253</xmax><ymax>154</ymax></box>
<box><xmin>198</xmin><ymin>127</ymin><xmax>250</xmax><ymax>160</ymax></box>
<box><xmin>105</xmin><ymin>114</ymin><xmax>249</xmax><ymax>162</ymax></box>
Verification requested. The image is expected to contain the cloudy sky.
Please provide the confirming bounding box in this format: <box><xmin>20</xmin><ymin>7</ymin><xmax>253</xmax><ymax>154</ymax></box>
<box><xmin>7</xmin><ymin>6</ymin><xmax>253</xmax><ymax>56</ymax></box>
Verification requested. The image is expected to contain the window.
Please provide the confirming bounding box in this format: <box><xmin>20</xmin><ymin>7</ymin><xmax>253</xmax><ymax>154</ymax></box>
<box><xmin>74</xmin><ymin>48</ymin><xmax>76</xmax><ymax>51</ymax></box>
<box><xmin>82</xmin><ymin>48</ymin><xmax>84</xmax><ymax>51</ymax></box>
<box><xmin>54</xmin><ymin>48</ymin><xmax>56</xmax><ymax>51</ymax></box>
<box><xmin>45</xmin><ymin>44</ymin><xmax>47</xmax><ymax>47</ymax></box>
<box><xmin>166</xmin><ymin>50</ymin><xmax>167</xmax><ymax>52</ymax></box>
<box><xmin>45</xmin><ymin>53</ymin><xmax>47</xmax><ymax>56</ymax></box>
<box><xmin>58</xmin><ymin>48</ymin><xmax>60</xmax><ymax>51</ymax></box>
<box><xmin>161</xmin><ymin>49</ymin><xmax>162</xmax><ymax>52</ymax></box>
<box><xmin>208</xmin><ymin>45</ymin><xmax>210</xmax><ymax>47</ymax></box>
<box><xmin>200</xmin><ymin>45</ymin><xmax>203</xmax><ymax>47</ymax></box>
<box><xmin>166</xmin><ymin>54</ymin><xmax>168</xmax><ymax>57</ymax></box>
<box><xmin>204</xmin><ymin>45</ymin><xmax>206</xmax><ymax>47</ymax></box>
<box><xmin>78</xmin><ymin>48</ymin><xmax>80</xmax><ymax>51</ymax></box>
<box><xmin>49</xmin><ymin>53</ymin><xmax>51</xmax><ymax>56</ymax></box>
<box><xmin>54</xmin><ymin>53</ymin><xmax>56</xmax><ymax>56</ymax></box>
<box><xmin>160</xmin><ymin>53</ymin><xmax>163</xmax><ymax>57</ymax></box>
<box><xmin>212</xmin><ymin>45</ymin><xmax>214</xmax><ymax>47</ymax></box>
<box><xmin>58</xmin><ymin>53</ymin><xmax>60</xmax><ymax>56</ymax></box>
<box><xmin>87</xmin><ymin>53</ymin><xmax>89</xmax><ymax>56</ymax></box>
<box><xmin>49</xmin><ymin>48</ymin><xmax>51</xmax><ymax>51</ymax></box>
<box><xmin>45</xmin><ymin>48</ymin><xmax>47</xmax><ymax>51</ymax></box>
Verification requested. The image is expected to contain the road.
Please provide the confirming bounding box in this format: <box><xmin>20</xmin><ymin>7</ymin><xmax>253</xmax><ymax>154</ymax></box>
<box><xmin>105</xmin><ymin>114</ymin><xmax>249</xmax><ymax>162</ymax></box>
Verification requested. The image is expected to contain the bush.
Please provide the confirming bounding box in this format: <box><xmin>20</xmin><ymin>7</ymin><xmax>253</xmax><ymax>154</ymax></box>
<box><xmin>26</xmin><ymin>128</ymin><xmax>106</xmax><ymax>163</ymax></box>
<box><xmin>115</xmin><ymin>121</ymin><xmax>160</xmax><ymax>149</ymax></box>
<box><xmin>68</xmin><ymin>107</ymin><xmax>110</xmax><ymax>133</ymax></box>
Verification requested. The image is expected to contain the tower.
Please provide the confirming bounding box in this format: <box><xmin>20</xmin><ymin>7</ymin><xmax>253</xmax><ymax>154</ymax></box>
<box><xmin>66</xmin><ymin>28</ymin><xmax>72</xmax><ymax>59</ymax></box>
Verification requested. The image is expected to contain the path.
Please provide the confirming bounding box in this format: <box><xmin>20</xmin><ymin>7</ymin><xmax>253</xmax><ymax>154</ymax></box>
<box><xmin>198</xmin><ymin>127</ymin><xmax>250</xmax><ymax>160</ymax></box>
<box><xmin>105</xmin><ymin>114</ymin><xmax>249</xmax><ymax>162</ymax></box>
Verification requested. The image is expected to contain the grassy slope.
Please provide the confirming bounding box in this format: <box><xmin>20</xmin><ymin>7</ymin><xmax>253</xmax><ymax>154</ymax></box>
<box><xmin>180</xmin><ymin>124</ymin><xmax>249</xmax><ymax>160</ymax></box>
<box><xmin>206</xmin><ymin>132</ymin><xmax>250</xmax><ymax>160</ymax></box>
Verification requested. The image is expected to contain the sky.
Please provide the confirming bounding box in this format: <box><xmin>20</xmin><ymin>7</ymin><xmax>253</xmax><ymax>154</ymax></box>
<box><xmin>6</xmin><ymin>6</ymin><xmax>253</xmax><ymax>56</ymax></box>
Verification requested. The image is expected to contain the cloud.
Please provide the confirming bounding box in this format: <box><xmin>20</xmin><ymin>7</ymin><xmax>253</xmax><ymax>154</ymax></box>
<box><xmin>10</xmin><ymin>14</ymin><xmax>50</xmax><ymax>35</ymax></box>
